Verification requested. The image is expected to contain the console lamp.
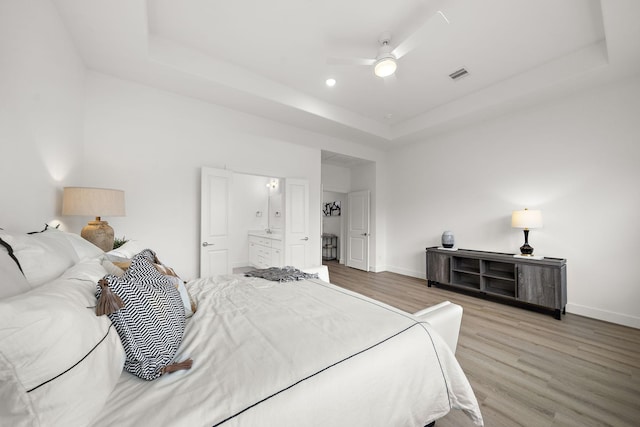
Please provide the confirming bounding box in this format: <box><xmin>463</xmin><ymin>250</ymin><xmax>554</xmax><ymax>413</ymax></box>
<box><xmin>62</xmin><ymin>187</ymin><xmax>125</xmax><ymax>252</ymax></box>
<box><xmin>511</xmin><ymin>208</ymin><xmax>543</xmax><ymax>256</ymax></box>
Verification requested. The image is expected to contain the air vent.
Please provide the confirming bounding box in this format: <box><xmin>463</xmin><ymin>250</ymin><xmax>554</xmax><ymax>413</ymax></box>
<box><xmin>449</xmin><ymin>68</ymin><xmax>469</xmax><ymax>80</ymax></box>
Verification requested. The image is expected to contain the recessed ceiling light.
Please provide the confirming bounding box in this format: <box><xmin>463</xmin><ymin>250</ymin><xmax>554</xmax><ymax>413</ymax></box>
<box><xmin>326</xmin><ymin>78</ymin><xmax>336</xmax><ymax>87</ymax></box>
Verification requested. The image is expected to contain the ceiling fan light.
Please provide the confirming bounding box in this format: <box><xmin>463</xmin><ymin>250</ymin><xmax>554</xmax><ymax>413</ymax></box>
<box><xmin>374</xmin><ymin>57</ymin><xmax>397</xmax><ymax>77</ymax></box>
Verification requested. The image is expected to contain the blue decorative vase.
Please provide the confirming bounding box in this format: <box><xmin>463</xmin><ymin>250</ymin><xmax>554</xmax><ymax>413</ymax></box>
<box><xmin>441</xmin><ymin>231</ymin><xmax>455</xmax><ymax>248</ymax></box>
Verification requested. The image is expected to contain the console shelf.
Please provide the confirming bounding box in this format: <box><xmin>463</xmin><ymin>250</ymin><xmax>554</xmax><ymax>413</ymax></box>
<box><xmin>426</xmin><ymin>247</ymin><xmax>567</xmax><ymax>320</ymax></box>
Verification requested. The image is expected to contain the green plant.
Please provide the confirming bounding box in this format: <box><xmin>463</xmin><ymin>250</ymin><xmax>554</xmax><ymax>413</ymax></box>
<box><xmin>113</xmin><ymin>236</ymin><xmax>128</xmax><ymax>249</ymax></box>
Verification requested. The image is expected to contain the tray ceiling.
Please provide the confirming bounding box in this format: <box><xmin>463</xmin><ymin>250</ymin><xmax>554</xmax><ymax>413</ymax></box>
<box><xmin>52</xmin><ymin>0</ymin><xmax>640</xmax><ymax>148</ymax></box>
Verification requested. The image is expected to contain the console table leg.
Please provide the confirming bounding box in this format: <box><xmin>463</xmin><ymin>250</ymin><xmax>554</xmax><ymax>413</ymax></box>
<box><xmin>554</xmin><ymin>309</ymin><xmax>562</xmax><ymax>320</ymax></box>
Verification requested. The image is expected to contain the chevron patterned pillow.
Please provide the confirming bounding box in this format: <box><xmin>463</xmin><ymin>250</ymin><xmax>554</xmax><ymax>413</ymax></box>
<box><xmin>96</xmin><ymin>249</ymin><xmax>191</xmax><ymax>380</ymax></box>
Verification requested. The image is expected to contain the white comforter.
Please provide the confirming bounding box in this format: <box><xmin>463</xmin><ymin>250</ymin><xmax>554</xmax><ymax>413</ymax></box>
<box><xmin>91</xmin><ymin>275</ymin><xmax>483</xmax><ymax>427</ymax></box>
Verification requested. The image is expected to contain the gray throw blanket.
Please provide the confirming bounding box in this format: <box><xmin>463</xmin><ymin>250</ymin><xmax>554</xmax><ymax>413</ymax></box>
<box><xmin>244</xmin><ymin>266</ymin><xmax>319</xmax><ymax>282</ymax></box>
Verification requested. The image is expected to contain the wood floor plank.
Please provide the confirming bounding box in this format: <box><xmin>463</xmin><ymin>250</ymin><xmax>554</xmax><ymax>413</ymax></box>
<box><xmin>324</xmin><ymin>261</ymin><xmax>640</xmax><ymax>427</ymax></box>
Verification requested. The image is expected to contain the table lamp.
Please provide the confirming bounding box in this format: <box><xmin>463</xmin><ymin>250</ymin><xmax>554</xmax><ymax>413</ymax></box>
<box><xmin>511</xmin><ymin>208</ymin><xmax>543</xmax><ymax>256</ymax></box>
<box><xmin>62</xmin><ymin>187</ymin><xmax>125</xmax><ymax>251</ymax></box>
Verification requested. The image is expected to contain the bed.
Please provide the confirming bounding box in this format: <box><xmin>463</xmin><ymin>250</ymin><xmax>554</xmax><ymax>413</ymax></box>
<box><xmin>0</xmin><ymin>228</ymin><xmax>483</xmax><ymax>427</ymax></box>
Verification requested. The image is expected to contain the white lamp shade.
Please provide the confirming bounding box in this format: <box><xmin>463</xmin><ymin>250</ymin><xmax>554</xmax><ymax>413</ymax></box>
<box><xmin>374</xmin><ymin>56</ymin><xmax>397</xmax><ymax>77</ymax></box>
<box><xmin>62</xmin><ymin>187</ymin><xmax>125</xmax><ymax>217</ymax></box>
<box><xmin>511</xmin><ymin>209</ymin><xmax>543</xmax><ymax>229</ymax></box>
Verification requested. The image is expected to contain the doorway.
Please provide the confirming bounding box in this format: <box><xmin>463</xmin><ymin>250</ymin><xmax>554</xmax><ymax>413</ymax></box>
<box><xmin>320</xmin><ymin>150</ymin><xmax>375</xmax><ymax>272</ymax></box>
<box><xmin>322</xmin><ymin>190</ymin><xmax>346</xmax><ymax>264</ymax></box>
<box><xmin>200</xmin><ymin>167</ymin><xmax>310</xmax><ymax>277</ymax></box>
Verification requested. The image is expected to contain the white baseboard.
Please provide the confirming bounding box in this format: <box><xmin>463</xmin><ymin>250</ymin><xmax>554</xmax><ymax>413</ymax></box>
<box><xmin>339</xmin><ymin>263</ymin><xmax>384</xmax><ymax>272</ymax></box>
<box><xmin>370</xmin><ymin>264</ymin><xmax>385</xmax><ymax>273</ymax></box>
<box><xmin>386</xmin><ymin>266</ymin><xmax>424</xmax><ymax>279</ymax></box>
<box><xmin>566</xmin><ymin>303</ymin><xmax>640</xmax><ymax>329</ymax></box>
<box><xmin>380</xmin><ymin>271</ymin><xmax>640</xmax><ymax>329</ymax></box>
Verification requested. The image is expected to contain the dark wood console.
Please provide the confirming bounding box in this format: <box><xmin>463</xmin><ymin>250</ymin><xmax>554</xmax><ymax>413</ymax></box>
<box><xmin>425</xmin><ymin>247</ymin><xmax>567</xmax><ymax>320</ymax></box>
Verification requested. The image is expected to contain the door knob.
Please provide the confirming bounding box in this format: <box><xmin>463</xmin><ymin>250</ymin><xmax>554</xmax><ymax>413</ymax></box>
<box><xmin>202</xmin><ymin>242</ymin><xmax>214</xmax><ymax>247</ymax></box>
<box><xmin>361</xmin><ymin>233</ymin><xmax>369</xmax><ymax>236</ymax></box>
<box><xmin>301</xmin><ymin>237</ymin><xmax>309</xmax><ymax>241</ymax></box>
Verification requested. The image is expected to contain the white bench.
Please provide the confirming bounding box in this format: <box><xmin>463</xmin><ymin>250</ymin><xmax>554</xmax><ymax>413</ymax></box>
<box><xmin>414</xmin><ymin>301</ymin><xmax>463</xmax><ymax>354</ymax></box>
<box><xmin>302</xmin><ymin>265</ymin><xmax>330</xmax><ymax>283</ymax></box>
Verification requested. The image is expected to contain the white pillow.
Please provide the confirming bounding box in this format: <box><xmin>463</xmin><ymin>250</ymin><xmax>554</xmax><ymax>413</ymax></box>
<box><xmin>0</xmin><ymin>229</ymin><xmax>79</xmax><ymax>287</ymax></box>
<box><xmin>61</xmin><ymin>257</ymin><xmax>113</xmax><ymax>287</ymax></box>
<box><xmin>106</xmin><ymin>240</ymin><xmax>146</xmax><ymax>259</ymax></box>
<box><xmin>0</xmin><ymin>265</ymin><xmax>125</xmax><ymax>426</ymax></box>
<box><xmin>101</xmin><ymin>258</ymin><xmax>126</xmax><ymax>277</ymax></box>
<box><xmin>0</xmin><ymin>246</ymin><xmax>33</xmax><ymax>299</ymax></box>
<box><xmin>56</xmin><ymin>229</ymin><xmax>105</xmax><ymax>260</ymax></box>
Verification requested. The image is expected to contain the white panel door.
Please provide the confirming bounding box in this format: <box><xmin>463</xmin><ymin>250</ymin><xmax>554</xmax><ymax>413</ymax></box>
<box><xmin>285</xmin><ymin>178</ymin><xmax>309</xmax><ymax>269</ymax></box>
<box><xmin>347</xmin><ymin>190</ymin><xmax>370</xmax><ymax>271</ymax></box>
<box><xmin>200</xmin><ymin>167</ymin><xmax>232</xmax><ymax>277</ymax></box>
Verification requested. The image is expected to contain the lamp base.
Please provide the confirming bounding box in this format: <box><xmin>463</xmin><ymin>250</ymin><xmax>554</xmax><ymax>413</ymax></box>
<box><xmin>81</xmin><ymin>220</ymin><xmax>114</xmax><ymax>252</ymax></box>
<box><xmin>519</xmin><ymin>229</ymin><xmax>534</xmax><ymax>256</ymax></box>
<box><xmin>519</xmin><ymin>242</ymin><xmax>534</xmax><ymax>256</ymax></box>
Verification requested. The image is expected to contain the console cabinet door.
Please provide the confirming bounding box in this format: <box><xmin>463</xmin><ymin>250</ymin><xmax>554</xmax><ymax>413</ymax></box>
<box><xmin>427</xmin><ymin>252</ymin><xmax>450</xmax><ymax>283</ymax></box>
<box><xmin>517</xmin><ymin>264</ymin><xmax>560</xmax><ymax>309</ymax></box>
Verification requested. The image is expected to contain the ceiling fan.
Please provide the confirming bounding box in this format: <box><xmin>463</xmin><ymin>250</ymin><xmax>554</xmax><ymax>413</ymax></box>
<box><xmin>327</xmin><ymin>2</ymin><xmax>450</xmax><ymax>78</ymax></box>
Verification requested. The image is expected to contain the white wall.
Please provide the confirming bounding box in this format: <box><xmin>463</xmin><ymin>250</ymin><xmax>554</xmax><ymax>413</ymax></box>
<box><xmin>0</xmin><ymin>0</ymin><xmax>85</xmax><ymax>231</ymax></box>
<box><xmin>385</xmin><ymin>73</ymin><xmax>640</xmax><ymax>328</ymax></box>
<box><xmin>79</xmin><ymin>72</ymin><xmax>328</xmax><ymax>279</ymax></box>
<box><xmin>321</xmin><ymin>163</ymin><xmax>351</xmax><ymax>193</ymax></box>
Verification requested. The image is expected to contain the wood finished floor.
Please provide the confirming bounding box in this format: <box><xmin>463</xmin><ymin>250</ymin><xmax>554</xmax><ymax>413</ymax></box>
<box><xmin>324</xmin><ymin>261</ymin><xmax>640</xmax><ymax>427</ymax></box>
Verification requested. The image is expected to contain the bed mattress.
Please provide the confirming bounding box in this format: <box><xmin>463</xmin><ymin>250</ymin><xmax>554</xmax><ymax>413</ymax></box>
<box><xmin>90</xmin><ymin>275</ymin><xmax>483</xmax><ymax>427</ymax></box>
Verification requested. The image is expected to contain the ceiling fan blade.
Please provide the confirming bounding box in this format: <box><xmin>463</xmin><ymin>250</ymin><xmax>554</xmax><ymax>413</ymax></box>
<box><xmin>327</xmin><ymin>57</ymin><xmax>376</xmax><ymax>66</ymax></box>
<box><xmin>391</xmin><ymin>0</ymin><xmax>449</xmax><ymax>59</ymax></box>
